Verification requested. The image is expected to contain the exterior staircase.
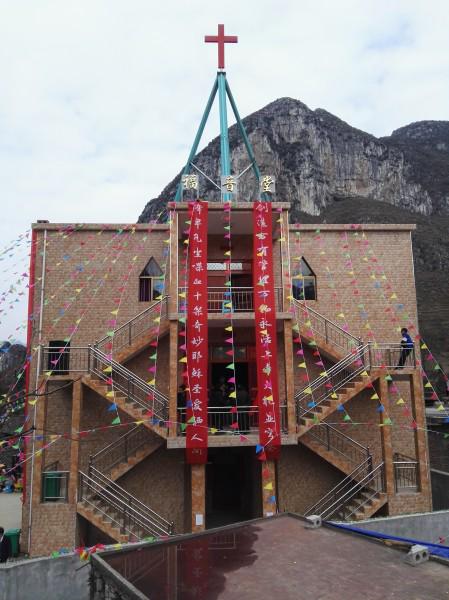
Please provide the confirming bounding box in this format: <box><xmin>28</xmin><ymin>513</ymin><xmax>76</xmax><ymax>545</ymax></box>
<box><xmin>77</xmin><ymin>467</ymin><xmax>174</xmax><ymax>543</ymax></box>
<box><xmin>300</xmin><ymin>423</ymin><xmax>372</xmax><ymax>476</ymax></box>
<box><xmin>293</xmin><ymin>299</ymin><xmax>362</xmax><ymax>362</ymax></box>
<box><xmin>95</xmin><ymin>296</ymin><xmax>169</xmax><ymax>364</ymax></box>
<box><xmin>293</xmin><ymin>300</ymin><xmax>392</xmax><ymax>521</ymax></box>
<box><xmin>82</xmin><ymin>345</ymin><xmax>169</xmax><ymax>439</ymax></box>
<box><xmin>304</xmin><ymin>460</ymin><xmax>387</xmax><ymax>522</ymax></box>
<box><xmin>295</xmin><ymin>343</ymin><xmax>381</xmax><ymax>437</ymax></box>
<box><xmin>88</xmin><ymin>424</ymin><xmax>164</xmax><ymax>482</ymax></box>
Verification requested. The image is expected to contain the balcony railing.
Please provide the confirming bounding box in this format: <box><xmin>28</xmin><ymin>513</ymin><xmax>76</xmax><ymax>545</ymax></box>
<box><xmin>393</xmin><ymin>452</ymin><xmax>420</xmax><ymax>493</ymax></box>
<box><xmin>177</xmin><ymin>405</ymin><xmax>288</xmax><ymax>436</ymax></box>
<box><xmin>178</xmin><ymin>287</ymin><xmax>284</xmax><ymax>313</ymax></box>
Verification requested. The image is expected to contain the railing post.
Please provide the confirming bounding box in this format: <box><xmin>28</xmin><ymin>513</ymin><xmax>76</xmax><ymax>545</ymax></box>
<box><xmin>87</xmin><ymin>344</ymin><xmax>91</xmax><ymax>373</ymax></box>
<box><xmin>324</xmin><ymin>320</ymin><xmax>329</xmax><ymax>345</ymax></box>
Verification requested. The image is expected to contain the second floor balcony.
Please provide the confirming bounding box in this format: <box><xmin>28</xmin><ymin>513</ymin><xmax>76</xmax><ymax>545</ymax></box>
<box><xmin>178</xmin><ymin>286</ymin><xmax>284</xmax><ymax>314</ymax></box>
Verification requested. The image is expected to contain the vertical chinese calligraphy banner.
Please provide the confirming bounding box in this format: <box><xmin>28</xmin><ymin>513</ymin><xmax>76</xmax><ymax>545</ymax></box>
<box><xmin>186</xmin><ymin>201</ymin><xmax>209</xmax><ymax>464</ymax></box>
<box><xmin>253</xmin><ymin>202</ymin><xmax>281</xmax><ymax>460</ymax></box>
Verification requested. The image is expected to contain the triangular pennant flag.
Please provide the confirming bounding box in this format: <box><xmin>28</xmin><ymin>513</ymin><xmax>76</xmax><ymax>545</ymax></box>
<box><xmin>111</xmin><ymin>416</ymin><xmax>121</xmax><ymax>425</ymax></box>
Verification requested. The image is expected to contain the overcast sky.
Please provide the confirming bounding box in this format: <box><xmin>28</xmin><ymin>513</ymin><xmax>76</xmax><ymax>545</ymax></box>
<box><xmin>1</xmin><ymin>0</ymin><xmax>449</xmax><ymax>341</ymax></box>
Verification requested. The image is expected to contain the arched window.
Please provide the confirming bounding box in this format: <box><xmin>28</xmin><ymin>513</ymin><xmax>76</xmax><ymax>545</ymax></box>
<box><xmin>292</xmin><ymin>257</ymin><xmax>317</xmax><ymax>301</ymax></box>
<box><xmin>139</xmin><ymin>258</ymin><xmax>163</xmax><ymax>302</ymax></box>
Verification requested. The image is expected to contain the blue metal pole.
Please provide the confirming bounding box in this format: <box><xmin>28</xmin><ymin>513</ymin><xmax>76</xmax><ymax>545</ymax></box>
<box><xmin>175</xmin><ymin>77</ymin><xmax>218</xmax><ymax>201</ymax></box>
<box><xmin>217</xmin><ymin>71</ymin><xmax>231</xmax><ymax>201</ymax></box>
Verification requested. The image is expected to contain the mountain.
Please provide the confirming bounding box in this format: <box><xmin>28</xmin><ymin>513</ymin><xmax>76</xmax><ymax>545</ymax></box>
<box><xmin>138</xmin><ymin>98</ymin><xmax>449</xmax><ymax>378</ymax></box>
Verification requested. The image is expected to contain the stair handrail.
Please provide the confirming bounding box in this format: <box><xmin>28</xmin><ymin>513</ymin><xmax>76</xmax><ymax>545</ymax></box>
<box><xmin>79</xmin><ymin>470</ymin><xmax>174</xmax><ymax>537</ymax></box>
<box><xmin>296</xmin><ymin>344</ymin><xmax>370</xmax><ymax>421</ymax></box>
<box><xmin>305</xmin><ymin>462</ymin><xmax>384</xmax><ymax>520</ymax></box>
<box><xmin>89</xmin><ymin>424</ymin><xmax>154</xmax><ymax>475</ymax></box>
<box><xmin>89</xmin><ymin>466</ymin><xmax>173</xmax><ymax>529</ymax></box>
<box><xmin>320</xmin><ymin>462</ymin><xmax>385</xmax><ymax>521</ymax></box>
<box><xmin>95</xmin><ymin>295</ymin><xmax>168</xmax><ymax>350</ymax></box>
<box><xmin>296</xmin><ymin>344</ymin><xmax>369</xmax><ymax>401</ymax></box>
<box><xmin>292</xmin><ymin>298</ymin><xmax>363</xmax><ymax>352</ymax></box>
<box><xmin>90</xmin><ymin>346</ymin><xmax>169</xmax><ymax>421</ymax></box>
<box><xmin>304</xmin><ymin>457</ymin><xmax>374</xmax><ymax>516</ymax></box>
<box><xmin>303</xmin><ymin>422</ymin><xmax>371</xmax><ymax>466</ymax></box>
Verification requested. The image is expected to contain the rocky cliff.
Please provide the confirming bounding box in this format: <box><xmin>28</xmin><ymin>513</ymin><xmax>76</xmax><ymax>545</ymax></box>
<box><xmin>138</xmin><ymin>98</ymin><xmax>449</xmax><ymax>376</ymax></box>
<box><xmin>139</xmin><ymin>98</ymin><xmax>449</xmax><ymax>220</ymax></box>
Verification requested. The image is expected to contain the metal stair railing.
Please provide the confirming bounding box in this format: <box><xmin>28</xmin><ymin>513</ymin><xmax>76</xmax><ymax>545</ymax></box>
<box><xmin>333</xmin><ymin>463</ymin><xmax>386</xmax><ymax>521</ymax></box>
<box><xmin>90</xmin><ymin>346</ymin><xmax>169</xmax><ymax>423</ymax></box>
<box><xmin>393</xmin><ymin>452</ymin><xmax>420</xmax><ymax>493</ymax></box>
<box><xmin>95</xmin><ymin>296</ymin><xmax>168</xmax><ymax>354</ymax></box>
<box><xmin>296</xmin><ymin>344</ymin><xmax>370</xmax><ymax>420</ymax></box>
<box><xmin>302</xmin><ymin>423</ymin><xmax>371</xmax><ymax>467</ymax></box>
<box><xmin>292</xmin><ymin>299</ymin><xmax>363</xmax><ymax>355</ymax></box>
<box><xmin>78</xmin><ymin>467</ymin><xmax>174</xmax><ymax>537</ymax></box>
<box><xmin>304</xmin><ymin>461</ymin><xmax>385</xmax><ymax>521</ymax></box>
<box><xmin>89</xmin><ymin>425</ymin><xmax>156</xmax><ymax>477</ymax></box>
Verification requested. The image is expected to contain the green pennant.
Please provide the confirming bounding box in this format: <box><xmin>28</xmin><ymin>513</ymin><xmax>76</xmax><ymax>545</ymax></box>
<box><xmin>111</xmin><ymin>416</ymin><xmax>121</xmax><ymax>425</ymax></box>
<box><xmin>383</xmin><ymin>417</ymin><xmax>393</xmax><ymax>425</ymax></box>
<box><xmin>180</xmin><ymin>423</ymin><xmax>187</xmax><ymax>432</ymax></box>
<box><xmin>226</xmin><ymin>363</ymin><xmax>235</xmax><ymax>370</ymax></box>
<box><xmin>343</xmin><ymin>414</ymin><xmax>351</xmax><ymax>422</ymax></box>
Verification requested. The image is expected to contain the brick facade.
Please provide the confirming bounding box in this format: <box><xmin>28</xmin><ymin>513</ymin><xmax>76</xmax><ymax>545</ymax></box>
<box><xmin>21</xmin><ymin>212</ymin><xmax>431</xmax><ymax>557</ymax></box>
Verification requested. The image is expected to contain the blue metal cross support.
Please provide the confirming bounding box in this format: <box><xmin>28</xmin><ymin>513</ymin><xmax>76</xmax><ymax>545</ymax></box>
<box><xmin>174</xmin><ymin>25</ymin><xmax>262</xmax><ymax>202</ymax></box>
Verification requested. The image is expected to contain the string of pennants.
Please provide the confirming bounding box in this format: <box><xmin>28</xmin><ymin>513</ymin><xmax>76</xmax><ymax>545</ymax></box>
<box><xmin>1</xmin><ymin>216</ymin><xmax>449</xmax><ymax>510</ymax></box>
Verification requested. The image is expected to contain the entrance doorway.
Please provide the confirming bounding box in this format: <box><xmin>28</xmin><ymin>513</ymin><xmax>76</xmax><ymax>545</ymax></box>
<box><xmin>206</xmin><ymin>447</ymin><xmax>261</xmax><ymax>528</ymax></box>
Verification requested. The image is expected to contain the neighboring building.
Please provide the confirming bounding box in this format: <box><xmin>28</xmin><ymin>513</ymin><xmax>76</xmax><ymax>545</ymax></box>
<box><xmin>20</xmin><ymin>26</ymin><xmax>432</xmax><ymax>557</ymax></box>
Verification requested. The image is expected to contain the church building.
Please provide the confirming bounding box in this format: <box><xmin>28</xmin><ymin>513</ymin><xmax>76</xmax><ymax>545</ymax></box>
<box><xmin>21</xmin><ymin>26</ymin><xmax>431</xmax><ymax>557</ymax></box>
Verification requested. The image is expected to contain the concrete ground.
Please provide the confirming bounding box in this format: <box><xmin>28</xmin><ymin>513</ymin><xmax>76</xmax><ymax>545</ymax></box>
<box><xmin>0</xmin><ymin>493</ymin><xmax>22</xmax><ymax>530</ymax></box>
<box><xmin>100</xmin><ymin>514</ymin><xmax>449</xmax><ymax>599</ymax></box>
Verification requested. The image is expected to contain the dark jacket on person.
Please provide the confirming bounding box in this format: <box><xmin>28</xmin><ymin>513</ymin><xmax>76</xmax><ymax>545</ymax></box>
<box><xmin>0</xmin><ymin>535</ymin><xmax>11</xmax><ymax>562</ymax></box>
<box><xmin>401</xmin><ymin>332</ymin><xmax>414</xmax><ymax>349</ymax></box>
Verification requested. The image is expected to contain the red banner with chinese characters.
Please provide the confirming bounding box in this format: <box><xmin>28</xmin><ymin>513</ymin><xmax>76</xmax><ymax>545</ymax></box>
<box><xmin>253</xmin><ymin>202</ymin><xmax>281</xmax><ymax>460</ymax></box>
<box><xmin>186</xmin><ymin>201</ymin><xmax>209</xmax><ymax>464</ymax></box>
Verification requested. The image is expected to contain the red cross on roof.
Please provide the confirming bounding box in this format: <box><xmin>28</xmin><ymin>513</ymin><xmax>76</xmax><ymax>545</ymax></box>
<box><xmin>205</xmin><ymin>24</ymin><xmax>238</xmax><ymax>70</ymax></box>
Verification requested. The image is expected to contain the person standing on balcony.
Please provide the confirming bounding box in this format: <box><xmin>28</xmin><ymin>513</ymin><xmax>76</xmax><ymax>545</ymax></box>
<box><xmin>397</xmin><ymin>328</ymin><xmax>414</xmax><ymax>368</ymax></box>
